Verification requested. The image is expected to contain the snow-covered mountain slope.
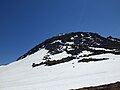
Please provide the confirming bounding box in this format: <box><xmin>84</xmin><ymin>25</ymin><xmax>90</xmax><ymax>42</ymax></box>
<box><xmin>0</xmin><ymin>51</ymin><xmax>120</xmax><ymax>90</ymax></box>
<box><xmin>0</xmin><ymin>32</ymin><xmax>120</xmax><ymax>90</ymax></box>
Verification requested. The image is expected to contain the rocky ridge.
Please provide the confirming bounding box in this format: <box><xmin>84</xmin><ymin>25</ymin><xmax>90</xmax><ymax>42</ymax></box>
<box><xmin>17</xmin><ymin>32</ymin><xmax>120</xmax><ymax>67</ymax></box>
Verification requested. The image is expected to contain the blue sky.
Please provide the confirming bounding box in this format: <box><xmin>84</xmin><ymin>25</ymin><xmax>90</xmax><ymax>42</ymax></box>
<box><xmin>0</xmin><ymin>0</ymin><xmax>120</xmax><ymax>65</ymax></box>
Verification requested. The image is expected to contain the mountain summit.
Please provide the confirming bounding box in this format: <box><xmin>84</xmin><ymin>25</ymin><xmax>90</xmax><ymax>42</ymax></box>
<box><xmin>17</xmin><ymin>32</ymin><xmax>120</xmax><ymax>67</ymax></box>
<box><xmin>0</xmin><ymin>32</ymin><xmax>120</xmax><ymax>90</ymax></box>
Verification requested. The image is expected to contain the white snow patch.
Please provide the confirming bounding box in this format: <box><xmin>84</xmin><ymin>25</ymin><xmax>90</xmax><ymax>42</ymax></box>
<box><xmin>78</xmin><ymin>51</ymin><xmax>93</xmax><ymax>56</ymax></box>
<box><xmin>81</xmin><ymin>34</ymin><xmax>84</xmax><ymax>37</ymax></box>
<box><xmin>65</xmin><ymin>42</ymin><xmax>74</xmax><ymax>45</ymax></box>
<box><xmin>71</xmin><ymin>37</ymin><xmax>74</xmax><ymax>40</ymax></box>
<box><xmin>49</xmin><ymin>51</ymin><xmax>71</xmax><ymax>60</ymax></box>
<box><xmin>74</xmin><ymin>35</ymin><xmax>78</xmax><ymax>38</ymax></box>
<box><xmin>62</xmin><ymin>46</ymin><xmax>66</xmax><ymax>49</ymax></box>
<box><xmin>89</xmin><ymin>47</ymin><xmax>115</xmax><ymax>51</ymax></box>
<box><xmin>51</xmin><ymin>40</ymin><xmax>62</xmax><ymax>44</ymax></box>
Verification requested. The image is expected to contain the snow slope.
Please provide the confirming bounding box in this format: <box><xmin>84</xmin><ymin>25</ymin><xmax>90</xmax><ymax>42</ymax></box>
<box><xmin>0</xmin><ymin>48</ymin><xmax>120</xmax><ymax>90</ymax></box>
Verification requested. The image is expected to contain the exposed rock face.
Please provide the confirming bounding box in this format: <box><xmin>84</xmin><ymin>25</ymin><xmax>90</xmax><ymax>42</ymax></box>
<box><xmin>71</xmin><ymin>82</ymin><xmax>120</xmax><ymax>90</ymax></box>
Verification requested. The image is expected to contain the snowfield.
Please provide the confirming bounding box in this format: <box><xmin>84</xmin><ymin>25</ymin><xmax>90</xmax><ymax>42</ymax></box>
<box><xmin>0</xmin><ymin>49</ymin><xmax>120</xmax><ymax>90</ymax></box>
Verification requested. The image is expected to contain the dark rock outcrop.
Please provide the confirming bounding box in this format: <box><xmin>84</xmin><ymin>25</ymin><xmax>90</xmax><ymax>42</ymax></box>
<box><xmin>71</xmin><ymin>82</ymin><xmax>120</xmax><ymax>90</ymax></box>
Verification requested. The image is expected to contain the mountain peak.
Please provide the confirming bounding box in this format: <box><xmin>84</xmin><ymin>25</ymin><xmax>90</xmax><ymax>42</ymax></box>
<box><xmin>107</xmin><ymin>35</ymin><xmax>120</xmax><ymax>42</ymax></box>
<box><xmin>17</xmin><ymin>32</ymin><xmax>120</xmax><ymax>62</ymax></box>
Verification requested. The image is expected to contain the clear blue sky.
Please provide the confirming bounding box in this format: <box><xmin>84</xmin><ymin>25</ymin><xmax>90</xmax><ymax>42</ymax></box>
<box><xmin>0</xmin><ymin>0</ymin><xmax>120</xmax><ymax>65</ymax></box>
